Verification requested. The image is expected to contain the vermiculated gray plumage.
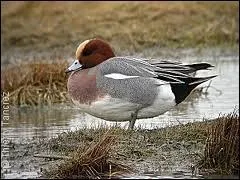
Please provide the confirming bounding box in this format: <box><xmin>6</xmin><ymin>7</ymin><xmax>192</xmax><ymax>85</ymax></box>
<box><xmin>96</xmin><ymin>57</ymin><xmax>216</xmax><ymax>105</ymax></box>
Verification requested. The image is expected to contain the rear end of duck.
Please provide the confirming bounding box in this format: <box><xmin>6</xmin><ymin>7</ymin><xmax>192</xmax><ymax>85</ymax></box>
<box><xmin>170</xmin><ymin>75</ymin><xmax>217</xmax><ymax>104</ymax></box>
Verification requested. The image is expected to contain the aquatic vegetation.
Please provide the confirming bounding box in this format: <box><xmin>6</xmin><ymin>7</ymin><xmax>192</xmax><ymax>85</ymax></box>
<box><xmin>6</xmin><ymin>111</ymin><xmax>239</xmax><ymax>178</ymax></box>
<box><xmin>44</xmin><ymin>129</ymin><xmax>132</xmax><ymax>179</ymax></box>
<box><xmin>198</xmin><ymin>110</ymin><xmax>239</xmax><ymax>175</ymax></box>
<box><xmin>1</xmin><ymin>61</ymin><xmax>69</xmax><ymax>106</ymax></box>
<box><xmin>41</xmin><ymin>121</ymin><xmax>210</xmax><ymax>178</ymax></box>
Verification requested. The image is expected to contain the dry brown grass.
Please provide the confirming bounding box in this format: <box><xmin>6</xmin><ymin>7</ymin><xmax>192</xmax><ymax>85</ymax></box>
<box><xmin>198</xmin><ymin>110</ymin><xmax>239</xmax><ymax>175</ymax></box>
<box><xmin>1</xmin><ymin>61</ymin><xmax>69</xmax><ymax>105</ymax></box>
<box><xmin>44</xmin><ymin>129</ymin><xmax>132</xmax><ymax>179</ymax></box>
<box><xmin>2</xmin><ymin>1</ymin><xmax>238</xmax><ymax>55</ymax></box>
<box><xmin>40</xmin><ymin>112</ymin><xmax>239</xmax><ymax>178</ymax></box>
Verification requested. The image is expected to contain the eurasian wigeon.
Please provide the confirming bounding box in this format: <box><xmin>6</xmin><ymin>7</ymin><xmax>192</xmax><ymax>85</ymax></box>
<box><xmin>66</xmin><ymin>38</ymin><xmax>217</xmax><ymax>129</ymax></box>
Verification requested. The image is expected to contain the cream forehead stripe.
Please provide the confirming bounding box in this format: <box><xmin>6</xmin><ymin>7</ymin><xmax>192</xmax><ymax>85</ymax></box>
<box><xmin>75</xmin><ymin>39</ymin><xmax>91</xmax><ymax>59</ymax></box>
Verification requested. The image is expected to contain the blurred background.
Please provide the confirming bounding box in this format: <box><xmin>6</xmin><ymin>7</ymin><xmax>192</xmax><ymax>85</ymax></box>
<box><xmin>1</xmin><ymin>1</ymin><xmax>238</xmax><ymax>65</ymax></box>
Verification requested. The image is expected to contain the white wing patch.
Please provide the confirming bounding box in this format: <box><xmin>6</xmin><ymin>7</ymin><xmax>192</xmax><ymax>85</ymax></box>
<box><xmin>104</xmin><ymin>73</ymin><xmax>139</xmax><ymax>80</ymax></box>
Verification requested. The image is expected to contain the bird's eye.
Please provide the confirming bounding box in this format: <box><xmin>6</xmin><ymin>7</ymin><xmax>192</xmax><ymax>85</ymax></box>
<box><xmin>75</xmin><ymin>62</ymin><xmax>77</xmax><ymax>65</ymax></box>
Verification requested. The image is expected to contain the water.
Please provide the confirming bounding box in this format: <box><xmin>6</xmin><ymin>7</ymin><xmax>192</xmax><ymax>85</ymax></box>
<box><xmin>1</xmin><ymin>49</ymin><xmax>239</xmax><ymax>179</ymax></box>
<box><xmin>2</xmin><ymin>52</ymin><xmax>239</xmax><ymax>138</ymax></box>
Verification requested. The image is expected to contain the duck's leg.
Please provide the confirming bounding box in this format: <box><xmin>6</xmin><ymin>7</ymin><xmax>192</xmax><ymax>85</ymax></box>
<box><xmin>128</xmin><ymin>112</ymin><xmax>137</xmax><ymax>130</ymax></box>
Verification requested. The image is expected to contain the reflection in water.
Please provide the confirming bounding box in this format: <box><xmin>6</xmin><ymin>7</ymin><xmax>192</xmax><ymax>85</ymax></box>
<box><xmin>2</xmin><ymin>105</ymin><xmax>81</xmax><ymax>142</ymax></box>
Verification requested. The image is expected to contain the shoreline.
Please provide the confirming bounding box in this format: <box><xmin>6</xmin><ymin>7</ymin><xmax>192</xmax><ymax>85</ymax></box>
<box><xmin>2</xmin><ymin>111</ymin><xmax>238</xmax><ymax>179</ymax></box>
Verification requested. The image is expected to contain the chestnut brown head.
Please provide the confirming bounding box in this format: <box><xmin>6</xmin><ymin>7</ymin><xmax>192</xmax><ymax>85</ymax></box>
<box><xmin>66</xmin><ymin>38</ymin><xmax>115</xmax><ymax>73</ymax></box>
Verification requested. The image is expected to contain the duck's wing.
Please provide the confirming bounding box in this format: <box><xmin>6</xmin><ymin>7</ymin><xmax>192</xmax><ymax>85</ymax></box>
<box><xmin>97</xmin><ymin>57</ymin><xmax>178</xmax><ymax>106</ymax></box>
<box><xmin>129</xmin><ymin>57</ymin><xmax>214</xmax><ymax>74</ymax></box>
<box><xmin>97</xmin><ymin>57</ymin><xmax>216</xmax><ymax>106</ymax></box>
<box><xmin>99</xmin><ymin>57</ymin><xmax>193</xmax><ymax>84</ymax></box>
<box><xmin>150</xmin><ymin>61</ymin><xmax>214</xmax><ymax>74</ymax></box>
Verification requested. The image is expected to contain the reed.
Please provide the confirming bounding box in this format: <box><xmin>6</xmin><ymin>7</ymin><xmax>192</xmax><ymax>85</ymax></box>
<box><xmin>198</xmin><ymin>110</ymin><xmax>239</xmax><ymax>175</ymax></box>
<box><xmin>45</xmin><ymin>129</ymin><xmax>132</xmax><ymax>179</ymax></box>
<box><xmin>41</xmin><ymin>112</ymin><xmax>239</xmax><ymax>178</ymax></box>
<box><xmin>1</xmin><ymin>61</ymin><xmax>69</xmax><ymax>106</ymax></box>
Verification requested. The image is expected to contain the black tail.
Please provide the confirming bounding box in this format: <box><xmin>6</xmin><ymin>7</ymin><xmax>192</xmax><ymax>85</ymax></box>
<box><xmin>170</xmin><ymin>75</ymin><xmax>217</xmax><ymax>104</ymax></box>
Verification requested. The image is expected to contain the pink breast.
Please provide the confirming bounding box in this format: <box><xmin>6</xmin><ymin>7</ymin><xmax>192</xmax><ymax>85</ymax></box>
<box><xmin>67</xmin><ymin>67</ymin><xmax>105</xmax><ymax>104</ymax></box>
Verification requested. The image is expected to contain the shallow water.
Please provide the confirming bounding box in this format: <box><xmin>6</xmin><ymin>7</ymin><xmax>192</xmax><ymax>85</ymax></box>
<box><xmin>1</xmin><ymin>49</ymin><xmax>239</xmax><ymax>179</ymax></box>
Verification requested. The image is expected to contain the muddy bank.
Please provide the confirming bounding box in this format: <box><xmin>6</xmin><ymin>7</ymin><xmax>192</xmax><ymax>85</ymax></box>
<box><xmin>2</xmin><ymin>112</ymin><xmax>239</xmax><ymax>179</ymax></box>
<box><xmin>1</xmin><ymin>124</ymin><xmax>206</xmax><ymax>179</ymax></box>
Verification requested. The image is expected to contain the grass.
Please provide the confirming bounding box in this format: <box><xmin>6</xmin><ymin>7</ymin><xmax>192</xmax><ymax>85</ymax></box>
<box><xmin>1</xmin><ymin>61</ymin><xmax>69</xmax><ymax>106</ymax></box>
<box><xmin>198</xmin><ymin>110</ymin><xmax>239</xmax><ymax>175</ymax></box>
<box><xmin>44</xmin><ymin>129</ymin><xmax>132</xmax><ymax>179</ymax></box>
<box><xmin>41</xmin><ymin>120</ymin><xmax>212</xmax><ymax>178</ymax></box>
<box><xmin>2</xmin><ymin>1</ymin><xmax>238</xmax><ymax>55</ymax></box>
<box><xmin>4</xmin><ymin>111</ymin><xmax>238</xmax><ymax>178</ymax></box>
<box><xmin>38</xmin><ymin>111</ymin><xmax>239</xmax><ymax>178</ymax></box>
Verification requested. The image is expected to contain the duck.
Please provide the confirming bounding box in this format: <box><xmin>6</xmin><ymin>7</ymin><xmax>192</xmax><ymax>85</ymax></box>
<box><xmin>66</xmin><ymin>38</ymin><xmax>217</xmax><ymax>129</ymax></box>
